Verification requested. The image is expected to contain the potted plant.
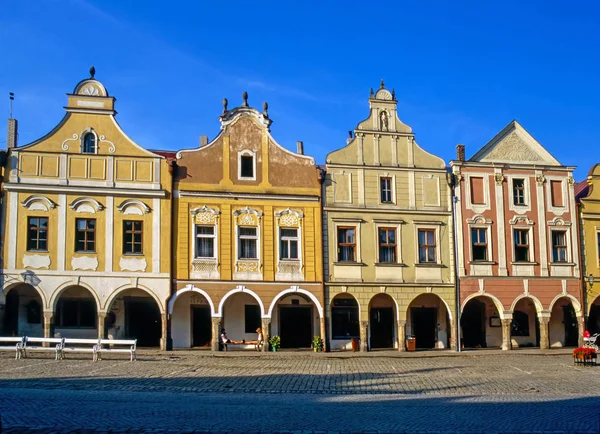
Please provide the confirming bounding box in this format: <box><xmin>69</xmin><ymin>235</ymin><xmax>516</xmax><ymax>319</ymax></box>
<box><xmin>269</xmin><ymin>335</ymin><xmax>281</xmax><ymax>352</ymax></box>
<box><xmin>572</xmin><ymin>347</ymin><xmax>597</xmax><ymax>366</ymax></box>
<box><xmin>312</xmin><ymin>336</ymin><xmax>323</xmax><ymax>352</ymax></box>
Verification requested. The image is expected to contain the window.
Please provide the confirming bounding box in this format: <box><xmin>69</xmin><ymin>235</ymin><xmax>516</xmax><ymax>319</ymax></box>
<box><xmin>418</xmin><ymin>229</ymin><xmax>436</xmax><ymax>263</ymax></box>
<box><xmin>378</xmin><ymin>228</ymin><xmax>396</xmax><ymax>263</ymax></box>
<box><xmin>551</xmin><ymin>180</ymin><xmax>564</xmax><ymax>207</ymax></box>
<box><xmin>244</xmin><ymin>305</ymin><xmax>261</xmax><ymax>333</ymax></box>
<box><xmin>195</xmin><ymin>226</ymin><xmax>215</xmax><ymax>258</ymax></box>
<box><xmin>331</xmin><ymin>297</ymin><xmax>359</xmax><ymax>339</ymax></box>
<box><xmin>55</xmin><ymin>299</ymin><xmax>96</xmax><ymax>328</ymax></box>
<box><xmin>75</xmin><ymin>218</ymin><xmax>96</xmax><ymax>252</ymax></box>
<box><xmin>514</xmin><ymin>229</ymin><xmax>530</xmax><ymax>262</ymax></box>
<box><xmin>552</xmin><ymin>231</ymin><xmax>567</xmax><ymax>262</ymax></box>
<box><xmin>337</xmin><ymin>227</ymin><xmax>356</xmax><ymax>262</ymax></box>
<box><xmin>240</xmin><ymin>155</ymin><xmax>254</xmax><ymax>178</ymax></box>
<box><xmin>280</xmin><ymin>228</ymin><xmax>299</xmax><ymax>260</ymax></box>
<box><xmin>82</xmin><ymin>133</ymin><xmax>96</xmax><ymax>154</ymax></box>
<box><xmin>123</xmin><ymin>221</ymin><xmax>143</xmax><ymax>255</ymax></box>
<box><xmin>238</xmin><ymin>227</ymin><xmax>258</xmax><ymax>259</ymax></box>
<box><xmin>380</xmin><ymin>177</ymin><xmax>393</xmax><ymax>203</ymax></box>
<box><xmin>511</xmin><ymin>311</ymin><xmax>530</xmax><ymax>336</ymax></box>
<box><xmin>471</xmin><ymin>228</ymin><xmax>488</xmax><ymax>261</ymax></box>
<box><xmin>513</xmin><ymin>179</ymin><xmax>525</xmax><ymax>205</ymax></box>
<box><xmin>27</xmin><ymin>217</ymin><xmax>48</xmax><ymax>251</ymax></box>
<box><xmin>470</xmin><ymin>177</ymin><xmax>485</xmax><ymax>205</ymax></box>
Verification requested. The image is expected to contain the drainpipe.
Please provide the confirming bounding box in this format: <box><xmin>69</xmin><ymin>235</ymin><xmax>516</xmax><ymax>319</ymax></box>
<box><xmin>318</xmin><ymin>166</ymin><xmax>329</xmax><ymax>351</ymax></box>
<box><xmin>451</xmin><ymin>175</ymin><xmax>462</xmax><ymax>352</ymax></box>
<box><xmin>166</xmin><ymin>158</ymin><xmax>177</xmax><ymax>351</ymax></box>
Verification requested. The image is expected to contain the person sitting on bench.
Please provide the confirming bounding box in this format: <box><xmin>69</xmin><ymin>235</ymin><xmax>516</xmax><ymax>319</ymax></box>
<box><xmin>221</xmin><ymin>329</ymin><xmax>242</xmax><ymax>346</ymax></box>
<box><xmin>246</xmin><ymin>328</ymin><xmax>263</xmax><ymax>351</ymax></box>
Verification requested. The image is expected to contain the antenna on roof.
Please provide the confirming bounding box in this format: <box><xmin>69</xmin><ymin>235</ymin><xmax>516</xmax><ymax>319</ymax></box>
<box><xmin>9</xmin><ymin>92</ymin><xmax>14</xmax><ymax>118</ymax></box>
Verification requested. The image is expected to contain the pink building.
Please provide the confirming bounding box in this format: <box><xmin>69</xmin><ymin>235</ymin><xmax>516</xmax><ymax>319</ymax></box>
<box><xmin>451</xmin><ymin>121</ymin><xmax>583</xmax><ymax>350</ymax></box>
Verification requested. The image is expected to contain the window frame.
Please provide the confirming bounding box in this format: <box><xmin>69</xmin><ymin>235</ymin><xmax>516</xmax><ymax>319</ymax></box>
<box><xmin>551</xmin><ymin>230</ymin><xmax>568</xmax><ymax>263</ymax></box>
<box><xmin>238</xmin><ymin>150</ymin><xmax>256</xmax><ymax>180</ymax></box>
<box><xmin>471</xmin><ymin>227</ymin><xmax>488</xmax><ymax>262</ymax></box>
<box><xmin>82</xmin><ymin>132</ymin><xmax>97</xmax><ymax>154</ymax></box>
<box><xmin>123</xmin><ymin>220</ymin><xmax>143</xmax><ymax>255</ymax></box>
<box><xmin>417</xmin><ymin>228</ymin><xmax>437</xmax><ymax>264</ymax></box>
<box><xmin>337</xmin><ymin>226</ymin><xmax>357</xmax><ymax>262</ymax></box>
<box><xmin>378</xmin><ymin>227</ymin><xmax>397</xmax><ymax>263</ymax></box>
<box><xmin>331</xmin><ymin>298</ymin><xmax>360</xmax><ymax>340</ymax></box>
<box><xmin>379</xmin><ymin>176</ymin><xmax>394</xmax><ymax>204</ymax></box>
<box><xmin>27</xmin><ymin>216</ymin><xmax>49</xmax><ymax>252</ymax></box>
<box><xmin>75</xmin><ymin>218</ymin><xmax>96</xmax><ymax>253</ymax></box>
<box><xmin>279</xmin><ymin>227</ymin><xmax>300</xmax><ymax>260</ymax></box>
<box><xmin>238</xmin><ymin>226</ymin><xmax>259</xmax><ymax>259</ymax></box>
<box><xmin>513</xmin><ymin>228</ymin><xmax>530</xmax><ymax>263</ymax></box>
<box><xmin>195</xmin><ymin>225</ymin><xmax>217</xmax><ymax>259</ymax></box>
<box><xmin>513</xmin><ymin>178</ymin><xmax>526</xmax><ymax>206</ymax></box>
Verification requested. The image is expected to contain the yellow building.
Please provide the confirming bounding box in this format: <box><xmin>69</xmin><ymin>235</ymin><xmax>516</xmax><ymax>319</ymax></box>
<box><xmin>169</xmin><ymin>93</ymin><xmax>324</xmax><ymax>351</ymax></box>
<box><xmin>0</xmin><ymin>68</ymin><xmax>173</xmax><ymax>349</ymax></box>
<box><xmin>323</xmin><ymin>82</ymin><xmax>455</xmax><ymax>351</ymax></box>
<box><xmin>577</xmin><ymin>169</ymin><xmax>600</xmax><ymax>336</ymax></box>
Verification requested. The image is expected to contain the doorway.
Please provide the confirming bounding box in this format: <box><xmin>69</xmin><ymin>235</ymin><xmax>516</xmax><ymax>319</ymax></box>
<box><xmin>3</xmin><ymin>290</ymin><xmax>19</xmax><ymax>336</ymax></box>
<box><xmin>125</xmin><ymin>298</ymin><xmax>161</xmax><ymax>347</ymax></box>
<box><xmin>461</xmin><ymin>299</ymin><xmax>486</xmax><ymax>348</ymax></box>
<box><xmin>192</xmin><ymin>306</ymin><xmax>212</xmax><ymax>347</ymax></box>
<box><xmin>370</xmin><ymin>307</ymin><xmax>394</xmax><ymax>349</ymax></box>
<box><xmin>411</xmin><ymin>307</ymin><xmax>437</xmax><ymax>349</ymax></box>
<box><xmin>279</xmin><ymin>306</ymin><xmax>312</xmax><ymax>348</ymax></box>
<box><xmin>563</xmin><ymin>304</ymin><xmax>578</xmax><ymax>347</ymax></box>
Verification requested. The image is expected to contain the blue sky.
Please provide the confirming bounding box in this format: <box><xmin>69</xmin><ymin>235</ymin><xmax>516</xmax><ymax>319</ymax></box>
<box><xmin>1</xmin><ymin>1</ymin><xmax>599</xmax><ymax>179</ymax></box>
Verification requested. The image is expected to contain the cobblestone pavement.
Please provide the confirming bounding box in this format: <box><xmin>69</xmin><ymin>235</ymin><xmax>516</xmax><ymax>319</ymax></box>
<box><xmin>0</xmin><ymin>350</ymin><xmax>599</xmax><ymax>433</ymax></box>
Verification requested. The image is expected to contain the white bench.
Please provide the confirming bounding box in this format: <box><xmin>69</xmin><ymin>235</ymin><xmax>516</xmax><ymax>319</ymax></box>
<box><xmin>0</xmin><ymin>337</ymin><xmax>26</xmax><ymax>359</ymax></box>
<box><xmin>95</xmin><ymin>339</ymin><xmax>137</xmax><ymax>361</ymax></box>
<box><xmin>22</xmin><ymin>337</ymin><xmax>63</xmax><ymax>360</ymax></box>
<box><xmin>60</xmin><ymin>338</ymin><xmax>98</xmax><ymax>360</ymax></box>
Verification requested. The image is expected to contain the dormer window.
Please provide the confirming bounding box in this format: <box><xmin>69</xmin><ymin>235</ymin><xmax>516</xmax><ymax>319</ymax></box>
<box><xmin>238</xmin><ymin>150</ymin><xmax>256</xmax><ymax>180</ymax></box>
<box><xmin>82</xmin><ymin>133</ymin><xmax>96</xmax><ymax>154</ymax></box>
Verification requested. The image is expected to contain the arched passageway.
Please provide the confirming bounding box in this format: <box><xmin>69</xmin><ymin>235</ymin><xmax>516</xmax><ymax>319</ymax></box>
<box><xmin>53</xmin><ymin>285</ymin><xmax>98</xmax><ymax>339</ymax></box>
<box><xmin>549</xmin><ymin>297</ymin><xmax>578</xmax><ymax>347</ymax></box>
<box><xmin>106</xmin><ymin>288</ymin><xmax>161</xmax><ymax>347</ymax></box>
<box><xmin>511</xmin><ymin>298</ymin><xmax>539</xmax><ymax>348</ymax></box>
<box><xmin>588</xmin><ymin>296</ymin><xmax>600</xmax><ymax>335</ymax></box>
<box><xmin>329</xmin><ymin>293</ymin><xmax>360</xmax><ymax>350</ymax></box>
<box><xmin>220</xmin><ymin>291</ymin><xmax>263</xmax><ymax>348</ymax></box>
<box><xmin>271</xmin><ymin>293</ymin><xmax>319</xmax><ymax>349</ymax></box>
<box><xmin>460</xmin><ymin>296</ymin><xmax>502</xmax><ymax>349</ymax></box>
<box><xmin>1</xmin><ymin>284</ymin><xmax>43</xmax><ymax>337</ymax></box>
<box><xmin>369</xmin><ymin>294</ymin><xmax>396</xmax><ymax>349</ymax></box>
<box><xmin>170</xmin><ymin>290</ymin><xmax>213</xmax><ymax>348</ymax></box>
<box><xmin>406</xmin><ymin>293</ymin><xmax>451</xmax><ymax>350</ymax></box>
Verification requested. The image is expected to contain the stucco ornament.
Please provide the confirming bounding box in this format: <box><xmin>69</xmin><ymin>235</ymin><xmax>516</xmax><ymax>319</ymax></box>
<box><xmin>485</xmin><ymin>133</ymin><xmax>542</xmax><ymax>162</ymax></box>
<box><xmin>62</xmin><ymin>134</ymin><xmax>79</xmax><ymax>151</ymax></box>
<box><xmin>535</xmin><ymin>174</ymin><xmax>546</xmax><ymax>185</ymax></box>
<box><xmin>119</xmin><ymin>257</ymin><xmax>147</xmax><ymax>272</ymax></box>
<box><xmin>23</xmin><ymin>254</ymin><xmax>51</xmax><ymax>270</ymax></box>
<box><xmin>237</xmin><ymin>261</ymin><xmax>260</xmax><ymax>273</ymax></box>
<box><xmin>494</xmin><ymin>173</ymin><xmax>504</xmax><ymax>185</ymax></box>
<box><xmin>567</xmin><ymin>176</ymin><xmax>575</xmax><ymax>186</ymax></box>
<box><xmin>234</xmin><ymin>206</ymin><xmax>262</xmax><ymax>226</ymax></box>
<box><xmin>81</xmin><ymin>85</ymin><xmax>99</xmax><ymax>96</ymax></box>
<box><xmin>279</xmin><ymin>214</ymin><xmax>299</xmax><ymax>227</ymax></box>
<box><xmin>99</xmin><ymin>135</ymin><xmax>116</xmax><ymax>154</ymax></box>
<box><xmin>379</xmin><ymin>111</ymin><xmax>389</xmax><ymax>131</ymax></box>
<box><xmin>71</xmin><ymin>256</ymin><xmax>99</xmax><ymax>271</ymax></box>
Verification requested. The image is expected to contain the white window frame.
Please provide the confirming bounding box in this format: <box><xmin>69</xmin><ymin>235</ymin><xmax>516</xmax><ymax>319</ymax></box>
<box><xmin>378</xmin><ymin>174</ymin><xmax>395</xmax><ymax>205</ymax></box>
<box><xmin>80</xmin><ymin>127</ymin><xmax>98</xmax><ymax>155</ymax></box>
<box><xmin>279</xmin><ymin>227</ymin><xmax>300</xmax><ymax>260</ymax></box>
<box><xmin>238</xmin><ymin>226</ymin><xmax>259</xmax><ymax>259</ymax></box>
<box><xmin>511</xmin><ymin>226</ymin><xmax>535</xmax><ymax>264</ymax></box>
<box><xmin>194</xmin><ymin>225</ymin><xmax>217</xmax><ymax>259</ymax></box>
<box><xmin>373</xmin><ymin>220</ymin><xmax>403</xmax><ymax>265</ymax></box>
<box><xmin>545</xmin><ymin>177</ymin><xmax>568</xmax><ymax>215</ymax></box>
<box><xmin>547</xmin><ymin>218</ymin><xmax>573</xmax><ymax>265</ymax></box>
<box><xmin>549</xmin><ymin>229</ymin><xmax>569</xmax><ymax>263</ymax></box>
<box><xmin>238</xmin><ymin>150</ymin><xmax>256</xmax><ymax>181</ymax></box>
<box><xmin>469</xmin><ymin>226</ymin><xmax>491</xmax><ymax>263</ymax></box>
<box><xmin>414</xmin><ymin>223</ymin><xmax>441</xmax><ymax>265</ymax></box>
<box><xmin>465</xmin><ymin>173</ymin><xmax>491</xmax><ymax>214</ymax></box>
<box><xmin>508</xmin><ymin>175</ymin><xmax>531</xmax><ymax>215</ymax></box>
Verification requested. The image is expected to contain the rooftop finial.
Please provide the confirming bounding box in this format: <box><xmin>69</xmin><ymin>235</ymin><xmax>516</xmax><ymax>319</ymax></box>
<box><xmin>242</xmin><ymin>91</ymin><xmax>248</xmax><ymax>107</ymax></box>
<box><xmin>392</xmin><ymin>88</ymin><xmax>396</xmax><ymax>100</ymax></box>
<box><xmin>90</xmin><ymin>66</ymin><xmax>96</xmax><ymax>79</ymax></box>
<box><xmin>222</xmin><ymin>98</ymin><xmax>228</xmax><ymax>115</ymax></box>
<box><xmin>369</xmin><ymin>88</ymin><xmax>374</xmax><ymax>97</ymax></box>
<box><xmin>380</xmin><ymin>79</ymin><xmax>385</xmax><ymax>89</ymax></box>
<box><xmin>263</xmin><ymin>101</ymin><xmax>269</xmax><ymax>117</ymax></box>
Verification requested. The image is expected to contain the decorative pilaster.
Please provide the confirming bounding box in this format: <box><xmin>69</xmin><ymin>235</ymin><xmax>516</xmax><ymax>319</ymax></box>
<box><xmin>577</xmin><ymin>316</ymin><xmax>585</xmax><ymax>348</ymax></box>
<box><xmin>397</xmin><ymin>320</ymin><xmax>406</xmax><ymax>351</ymax></box>
<box><xmin>43</xmin><ymin>312</ymin><xmax>53</xmax><ymax>346</ymax></box>
<box><xmin>319</xmin><ymin>317</ymin><xmax>327</xmax><ymax>352</ymax></box>
<box><xmin>160</xmin><ymin>313</ymin><xmax>168</xmax><ymax>351</ymax></box>
<box><xmin>97</xmin><ymin>312</ymin><xmax>106</xmax><ymax>340</ymax></box>
<box><xmin>211</xmin><ymin>317</ymin><xmax>222</xmax><ymax>351</ymax></box>
<box><xmin>261</xmin><ymin>318</ymin><xmax>271</xmax><ymax>353</ymax></box>
<box><xmin>501</xmin><ymin>319</ymin><xmax>512</xmax><ymax>351</ymax></box>
<box><xmin>359</xmin><ymin>320</ymin><xmax>368</xmax><ymax>352</ymax></box>
<box><xmin>538</xmin><ymin>316</ymin><xmax>550</xmax><ymax>350</ymax></box>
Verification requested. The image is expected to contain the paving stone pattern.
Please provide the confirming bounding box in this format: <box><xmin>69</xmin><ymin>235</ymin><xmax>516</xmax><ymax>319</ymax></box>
<box><xmin>0</xmin><ymin>351</ymin><xmax>599</xmax><ymax>433</ymax></box>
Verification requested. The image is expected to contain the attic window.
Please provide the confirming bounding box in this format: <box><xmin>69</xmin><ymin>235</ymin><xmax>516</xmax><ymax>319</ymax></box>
<box><xmin>239</xmin><ymin>151</ymin><xmax>256</xmax><ymax>180</ymax></box>
<box><xmin>82</xmin><ymin>133</ymin><xmax>96</xmax><ymax>154</ymax></box>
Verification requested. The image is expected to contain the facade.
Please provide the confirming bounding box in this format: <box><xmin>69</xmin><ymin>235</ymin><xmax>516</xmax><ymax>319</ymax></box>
<box><xmin>577</xmin><ymin>170</ymin><xmax>600</xmax><ymax>335</ymax></box>
<box><xmin>169</xmin><ymin>93</ymin><xmax>324</xmax><ymax>351</ymax></box>
<box><xmin>323</xmin><ymin>83</ymin><xmax>456</xmax><ymax>352</ymax></box>
<box><xmin>451</xmin><ymin>121</ymin><xmax>583</xmax><ymax>350</ymax></box>
<box><xmin>0</xmin><ymin>69</ymin><xmax>173</xmax><ymax>349</ymax></box>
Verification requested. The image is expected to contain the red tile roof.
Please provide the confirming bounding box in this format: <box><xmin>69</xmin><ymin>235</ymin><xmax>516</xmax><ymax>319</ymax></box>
<box><xmin>575</xmin><ymin>180</ymin><xmax>589</xmax><ymax>203</ymax></box>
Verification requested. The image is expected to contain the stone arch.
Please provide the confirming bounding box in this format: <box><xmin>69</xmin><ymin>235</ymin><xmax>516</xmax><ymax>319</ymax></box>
<box><xmin>104</xmin><ymin>283</ymin><xmax>165</xmax><ymax>313</ymax></box>
<box><xmin>217</xmin><ymin>286</ymin><xmax>265</xmax><ymax>317</ymax></box>
<box><xmin>267</xmin><ymin>287</ymin><xmax>323</xmax><ymax>318</ymax></box>
<box><xmin>405</xmin><ymin>292</ymin><xmax>453</xmax><ymax>322</ymax></box>
<box><xmin>3</xmin><ymin>281</ymin><xmax>48</xmax><ymax>310</ymax></box>
<box><xmin>367</xmin><ymin>292</ymin><xmax>399</xmax><ymax>316</ymax></box>
<box><xmin>509</xmin><ymin>294</ymin><xmax>543</xmax><ymax>315</ymax></box>
<box><xmin>330</xmin><ymin>291</ymin><xmax>362</xmax><ymax>311</ymax></box>
<box><xmin>549</xmin><ymin>293</ymin><xmax>582</xmax><ymax>317</ymax></box>
<box><xmin>168</xmin><ymin>285</ymin><xmax>216</xmax><ymax>315</ymax></box>
<box><xmin>49</xmin><ymin>281</ymin><xmax>101</xmax><ymax>313</ymax></box>
<box><xmin>462</xmin><ymin>292</ymin><xmax>506</xmax><ymax>320</ymax></box>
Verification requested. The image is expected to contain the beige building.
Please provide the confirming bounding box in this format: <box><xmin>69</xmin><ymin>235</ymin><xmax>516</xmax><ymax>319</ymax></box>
<box><xmin>323</xmin><ymin>82</ymin><xmax>456</xmax><ymax>351</ymax></box>
<box><xmin>0</xmin><ymin>68</ymin><xmax>173</xmax><ymax>348</ymax></box>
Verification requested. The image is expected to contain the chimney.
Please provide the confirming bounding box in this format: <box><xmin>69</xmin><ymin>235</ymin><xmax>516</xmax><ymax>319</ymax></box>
<box><xmin>347</xmin><ymin>130</ymin><xmax>353</xmax><ymax>145</ymax></box>
<box><xmin>296</xmin><ymin>141</ymin><xmax>304</xmax><ymax>155</ymax></box>
<box><xmin>7</xmin><ymin>118</ymin><xmax>18</xmax><ymax>149</ymax></box>
<box><xmin>200</xmin><ymin>135</ymin><xmax>208</xmax><ymax>147</ymax></box>
<box><xmin>456</xmin><ymin>144</ymin><xmax>465</xmax><ymax>162</ymax></box>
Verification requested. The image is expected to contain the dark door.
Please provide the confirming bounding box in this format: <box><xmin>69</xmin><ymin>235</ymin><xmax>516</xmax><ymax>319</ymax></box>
<box><xmin>563</xmin><ymin>304</ymin><xmax>578</xmax><ymax>347</ymax></box>
<box><xmin>589</xmin><ymin>304</ymin><xmax>600</xmax><ymax>335</ymax></box>
<box><xmin>411</xmin><ymin>307</ymin><xmax>437</xmax><ymax>349</ymax></box>
<box><xmin>192</xmin><ymin>307</ymin><xmax>212</xmax><ymax>347</ymax></box>
<box><xmin>370</xmin><ymin>307</ymin><xmax>394</xmax><ymax>349</ymax></box>
<box><xmin>279</xmin><ymin>307</ymin><xmax>312</xmax><ymax>348</ymax></box>
<box><xmin>460</xmin><ymin>299</ymin><xmax>486</xmax><ymax>348</ymax></box>
<box><xmin>3</xmin><ymin>290</ymin><xmax>19</xmax><ymax>336</ymax></box>
<box><xmin>125</xmin><ymin>298</ymin><xmax>161</xmax><ymax>347</ymax></box>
